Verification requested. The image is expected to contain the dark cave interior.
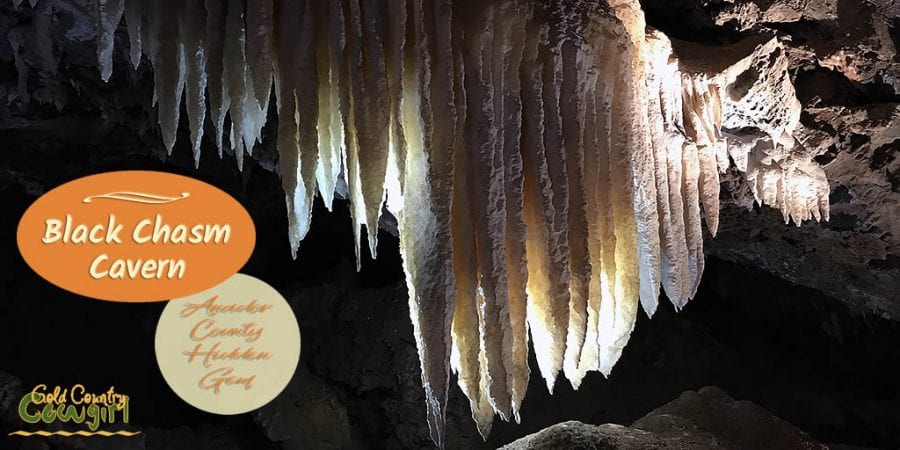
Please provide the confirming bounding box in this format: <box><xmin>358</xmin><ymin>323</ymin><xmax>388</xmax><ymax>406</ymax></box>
<box><xmin>1</xmin><ymin>0</ymin><xmax>899</xmax><ymax>448</ymax></box>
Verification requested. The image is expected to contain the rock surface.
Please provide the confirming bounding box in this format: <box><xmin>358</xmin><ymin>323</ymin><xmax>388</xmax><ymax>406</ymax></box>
<box><xmin>500</xmin><ymin>387</ymin><xmax>827</xmax><ymax>449</ymax></box>
<box><xmin>643</xmin><ymin>0</ymin><xmax>900</xmax><ymax>320</ymax></box>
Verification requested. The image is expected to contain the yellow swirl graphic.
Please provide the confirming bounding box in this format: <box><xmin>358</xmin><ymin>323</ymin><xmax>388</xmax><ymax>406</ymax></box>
<box><xmin>9</xmin><ymin>430</ymin><xmax>141</xmax><ymax>437</ymax></box>
<box><xmin>82</xmin><ymin>191</ymin><xmax>190</xmax><ymax>204</ymax></box>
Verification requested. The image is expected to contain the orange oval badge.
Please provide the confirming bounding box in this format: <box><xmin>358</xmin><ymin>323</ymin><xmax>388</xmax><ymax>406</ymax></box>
<box><xmin>16</xmin><ymin>171</ymin><xmax>256</xmax><ymax>302</ymax></box>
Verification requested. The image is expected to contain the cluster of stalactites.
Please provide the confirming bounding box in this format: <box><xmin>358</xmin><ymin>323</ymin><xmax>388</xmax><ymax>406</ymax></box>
<box><xmin>82</xmin><ymin>0</ymin><xmax>829</xmax><ymax>446</ymax></box>
<box><xmin>716</xmin><ymin>38</ymin><xmax>830</xmax><ymax>226</ymax></box>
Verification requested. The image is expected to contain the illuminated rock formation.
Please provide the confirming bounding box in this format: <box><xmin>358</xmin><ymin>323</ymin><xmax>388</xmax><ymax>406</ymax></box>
<box><xmin>73</xmin><ymin>0</ymin><xmax>831</xmax><ymax>444</ymax></box>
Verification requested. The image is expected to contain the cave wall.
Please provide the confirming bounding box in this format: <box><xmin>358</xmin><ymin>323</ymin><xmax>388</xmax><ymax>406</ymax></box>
<box><xmin>639</xmin><ymin>0</ymin><xmax>900</xmax><ymax>319</ymax></box>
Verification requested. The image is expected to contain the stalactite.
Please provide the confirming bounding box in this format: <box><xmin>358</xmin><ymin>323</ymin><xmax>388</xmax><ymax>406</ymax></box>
<box><xmin>89</xmin><ymin>0</ymin><xmax>831</xmax><ymax>445</ymax></box>
<box><xmin>698</xmin><ymin>143</ymin><xmax>721</xmax><ymax>237</ymax></box>
<box><xmin>646</xmin><ymin>33</ymin><xmax>680</xmax><ymax>310</ymax></box>
<box><xmin>449</xmin><ymin>6</ymin><xmax>493</xmax><ymax>434</ymax></box>
<box><xmin>223</xmin><ymin>0</ymin><xmax>249</xmax><ymax>169</ymax></box>
<box><xmin>460</xmin><ymin>5</ymin><xmax>512</xmax><ymax>421</ymax></box>
<box><xmin>599</xmin><ymin>36</ymin><xmax>641</xmax><ymax>375</ymax></box>
<box><xmin>665</xmin><ymin>131</ymin><xmax>692</xmax><ymax>308</ymax></box>
<box><xmin>351</xmin><ymin>0</ymin><xmax>392</xmax><ymax>259</ymax></box>
<box><xmin>379</xmin><ymin>0</ymin><xmax>406</xmax><ymax>216</ymax></box>
<box><xmin>570</xmin><ymin>36</ymin><xmax>605</xmax><ymax>390</ymax></box>
<box><xmin>314</xmin><ymin>1</ymin><xmax>345</xmax><ymax>212</ymax></box>
<box><xmin>123</xmin><ymin>0</ymin><xmax>143</xmax><ymax>69</ymax></box>
<box><xmin>495</xmin><ymin>2</ymin><xmax>530</xmax><ymax>420</ymax></box>
<box><xmin>593</xmin><ymin>39</ymin><xmax>621</xmax><ymax>377</ymax></box>
<box><xmin>681</xmin><ymin>142</ymin><xmax>705</xmax><ymax>297</ymax></box>
<box><xmin>339</xmin><ymin>0</ymin><xmax>366</xmax><ymax>270</ymax></box>
<box><xmin>610</xmin><ymin>0</ymin><xmax>662</xmax><ymax>321</ymax></box>
<box><xmin>295</xmin><ymin>0</ymin><xmax>320</xmax><ymax>250</ymax></box>
<box><xmin>520</xmin><ymin>17</ymin><xmax>569</xmax><ymax>394</ymax></box>
<box><xmin>203</xmin><ymin>0</ymin><xmax>228</xmax><ymax>156</ymax></box>
<box><xmin>273</xmin><ymin>0</ymin><xmax>303</xmax><ymax>257</ymax></box>
<box><xmin>450</xmin><ymin>91</ymin><xmax>493</xmax><ymax>436</ymax></box>
<box><xmin>245</xmin><ymin>0</ymin><xmax>274</xmax><ymax>113</ymax></box>
<box><xmin>179</xmin><ymin>0</ymin><xmax>208</xmax><ymax>167</ymax></box>
<box><xmin>399</xmin><ymin>1</ymin><xmax>459</xmax><ymax>445</ymax></box>
<box><xmin>152</xmin><ymin>0</ymin><xmax>186</xmax><ymax>155</ymax></box>
<box><xmin>559</xmin><ymin>19</ymin><xmax>593</xmax><ymax>389</ymax></box>
<box><xmin>96</xmin><ymin>0</ymin><xmax>123</xmax><ymax>82</ymax></box>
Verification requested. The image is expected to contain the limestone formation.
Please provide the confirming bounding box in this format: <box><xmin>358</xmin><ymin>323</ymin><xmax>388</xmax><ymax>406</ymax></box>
<box><xmin>8</xmin><ymin>0</ymin><xmax>832</xmax><ymax>444</ymax></box>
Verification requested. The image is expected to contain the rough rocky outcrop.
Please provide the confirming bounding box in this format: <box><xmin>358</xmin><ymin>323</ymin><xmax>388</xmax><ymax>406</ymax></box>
<box><xmin>639</xmin><ymin>0</ymin><xmax>900</xmax><ymax>319</ymax></box>
<box><xmin>500</xmin><ymin>387</ymin><xmax>827</xmax><ymax>449</ymax></box>
<box><xmin>500</xmin><ymin>422</ymin><xmax>672</xmax><ymax>449</ymax></box>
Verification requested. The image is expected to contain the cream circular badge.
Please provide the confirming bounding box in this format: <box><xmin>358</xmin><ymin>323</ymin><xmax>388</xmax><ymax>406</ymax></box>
<box><xmin>155</xmin><ymin>273</ymin><xmax>300</xmax><ymax>415</ymax></box>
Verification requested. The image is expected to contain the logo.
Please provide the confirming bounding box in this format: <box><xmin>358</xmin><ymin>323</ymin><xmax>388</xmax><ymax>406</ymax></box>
<box><xmin>155</xmin><ymin>274</ymin><xmax>301</xmax><ymax>415</ymax></box>
<box><xmin>9</xmin><ymin>384</ymin><xmax>139</xmax><ymax>437</ymax></box>
<box><xmin>16</xmin><ymin>170</ymin><xmax>256</xmax><ymax>302</ymax></box>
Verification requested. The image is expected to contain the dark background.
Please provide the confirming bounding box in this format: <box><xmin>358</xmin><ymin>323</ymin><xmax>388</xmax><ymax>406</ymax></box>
<box><xmin>1</xmin><ymin>0</ymin><xmax>899</xmax><ymax>448</ymax></box>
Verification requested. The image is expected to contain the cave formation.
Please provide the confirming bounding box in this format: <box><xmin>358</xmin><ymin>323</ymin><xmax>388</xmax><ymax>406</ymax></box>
<box><xmin>0</xmin><ymin>0</ymin><xmax>900</xmax><ymax>449</ymax></box>
<box><xmin>38</xmin><ymin>0</ymin><xmax>839</xmax><ymax>445</ymax></box>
